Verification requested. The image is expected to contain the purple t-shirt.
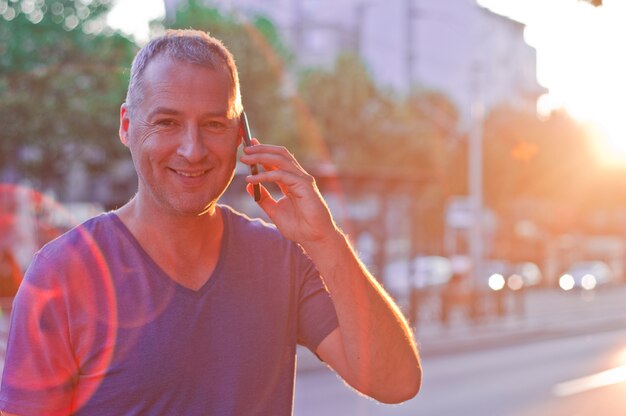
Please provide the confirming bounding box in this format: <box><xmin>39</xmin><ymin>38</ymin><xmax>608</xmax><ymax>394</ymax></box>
<box><xmin>0</xmin><ymin>206</ymin><xmax>338</xmax><ymax>415</ymax></box>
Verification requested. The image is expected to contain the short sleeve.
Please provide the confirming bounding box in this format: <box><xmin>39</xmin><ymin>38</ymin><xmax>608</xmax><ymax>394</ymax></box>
<box><xmin>296</xmin><ymin>251</ymin><xmax>339</xmax><ymax>353</ymax></box>
<box><xmin>0</xmin><ymin>252</ymin><xmax>78</xmax><ymax>416</ymax></box>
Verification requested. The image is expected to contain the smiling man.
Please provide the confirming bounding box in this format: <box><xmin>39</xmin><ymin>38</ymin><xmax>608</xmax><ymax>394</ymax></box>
<box><xmin>0</xmin><ymin>29</ymin><xmax>421</xmax><ymax>415</ymax></box>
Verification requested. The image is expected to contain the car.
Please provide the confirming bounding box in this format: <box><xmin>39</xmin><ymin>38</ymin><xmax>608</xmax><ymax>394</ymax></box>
<box><xmin>558</xmin><ymin>261</ymin><xmax>614</xmax><ymax>291</ymax></box>
<box><xmin>411</xmin><ymin>256</ymin><xmax>454</xmax><ymax>289</ymax></box>
<box><xmin>384</xmin><ymin>256</ymin><xmax>454</xmax><ymax>293</ymax></box>
<box><xmin>383</xmin><ymin>259</ymin><xmax>412</xmax><ymax>298</ymax></box>
<box><xmin>435</xmin><ymin>259</ymin><xmax>511</xmax><ymax>320</ymax></box>
<box><xmin>480</xmin><ymin>260</ymin><xmax>509</xmax><ymax>292</ymax></box>
<box><xmin>383</xmin><ymin>256</ymin><xmax>454</xmax><ymax>324</ymax></box>
<box><xmin>506</xmin><ymin>262</ymin><xmax>543</xmax><ymax>291</ymax></box>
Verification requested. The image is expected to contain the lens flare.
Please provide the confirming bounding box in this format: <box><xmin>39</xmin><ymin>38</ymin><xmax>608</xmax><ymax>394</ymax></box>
<box><xmin>559</xmin><ymin>274</ymin><xmax>575</xmax><ymax>291</ymax></box>
<box><xmin>581</xmin><ymin>274</ymin><xmax>597</xmax><ymax>290</ymax></box>
<box><xmin>488</xmin><ymin>274</ymin><xmax>506</xmax><ymax>291</ymax></box>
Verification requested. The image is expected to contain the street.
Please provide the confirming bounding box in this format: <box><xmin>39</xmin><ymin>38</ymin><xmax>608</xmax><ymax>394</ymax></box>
<box><xmin>294</xmin><ymin>285</ymin><xmax>626</xmax><ymax>416</ymax></box>
<box><xmin>294</xmin><ymin>328</ymin><xmax>626</xmax><ymax>415</ymax></box>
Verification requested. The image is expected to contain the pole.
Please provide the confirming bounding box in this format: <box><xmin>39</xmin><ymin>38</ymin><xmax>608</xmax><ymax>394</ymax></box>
<box><xmin>405</xmin><ymin>0</ymin><xmax>417</xmax><ymax>87</ymax></box>
<box><xmin>468</xmin><ymin>7</ymin><xmax>485</xmax><ymax>311</ymax></box>
<box><xmin>468</xmin><ymin>72</ymin><xmax>483</xmax><ymax>290</ymax></box>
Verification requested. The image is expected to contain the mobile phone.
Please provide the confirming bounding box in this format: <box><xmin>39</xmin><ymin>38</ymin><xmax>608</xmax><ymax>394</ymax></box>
<box><xmin>240</xmin><ymin>111</ymin><xmax>261</xmax><ymax>201</ymax></box>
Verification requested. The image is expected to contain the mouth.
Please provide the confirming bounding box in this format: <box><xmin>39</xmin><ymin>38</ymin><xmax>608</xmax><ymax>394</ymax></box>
<box><xmin>172</xmin><ymin>169</ymin><xmax>208</xmax><ymax>178</ymax></box>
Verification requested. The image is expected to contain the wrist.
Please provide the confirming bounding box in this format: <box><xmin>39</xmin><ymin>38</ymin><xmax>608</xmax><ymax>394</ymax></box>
<box><xmin>300</xmin><ymin>228</ymin><xmax>349</xmax><ymax>260</ymax></box>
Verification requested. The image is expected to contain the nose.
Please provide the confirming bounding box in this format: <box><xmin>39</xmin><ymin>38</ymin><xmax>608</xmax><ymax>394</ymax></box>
<box><xmin>177</xmin><ymin>124</ymin><xmax>208</xmax><ymax>162</ymax></box>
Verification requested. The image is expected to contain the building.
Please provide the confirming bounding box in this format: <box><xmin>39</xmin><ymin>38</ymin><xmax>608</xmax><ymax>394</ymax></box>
<box><xmin>163</xmin><ymin>0</ymin><xmax>543</xmax><ymax>125</ymax></box>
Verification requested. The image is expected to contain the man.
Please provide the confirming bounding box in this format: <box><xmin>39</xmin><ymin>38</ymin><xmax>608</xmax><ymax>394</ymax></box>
<box><xmin>0</xmin><ymin>29</ymin><xmax>420</xmax><ymax>415</ymax></box>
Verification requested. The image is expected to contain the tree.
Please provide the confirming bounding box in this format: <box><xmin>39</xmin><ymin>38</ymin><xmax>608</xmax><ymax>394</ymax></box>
<box><xmin>483</xmin><ymin>106</ymin><xmax>595</xmax><ymax>207</ymax></box>
<box><xmin>297</xmin><ymin>53</ymin><xmax>385</xmax><ymax>168</ymax></box>
<box><xmin>298</xmin><ymin>54</ymin><xmax>460</xmax><ymax>252</ymax></box>
<box><xmin>482</xmin><ymin>105</ymin><xmax>604</xmax><ymax>241</ymax></box>
<box><xmin>0</xmin><ymin>0</ymin><xmax>137</xmax><ymax>196</ymax></box>
<box><xmin>298</xmin><ymin>53</ymin><xmax>459</xmax><ymax>177</ymax></box>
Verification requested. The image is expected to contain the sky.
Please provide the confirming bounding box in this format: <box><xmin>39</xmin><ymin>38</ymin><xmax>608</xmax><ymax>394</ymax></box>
<box><xmin>106</xmin><ymin>0</ymin><xmax>164</xmax><ymax>43</ymax></box>
<box><xmin>107</xmin><ymin>0</ymin><xmax>626</xmax><ymax>163</ymax></box>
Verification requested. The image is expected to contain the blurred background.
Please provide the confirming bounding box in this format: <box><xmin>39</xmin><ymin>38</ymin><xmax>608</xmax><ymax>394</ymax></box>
<box><xmin>4</xmin><ymin>0</ymin><xmax>626</xmax><ymax>414</ymax></box>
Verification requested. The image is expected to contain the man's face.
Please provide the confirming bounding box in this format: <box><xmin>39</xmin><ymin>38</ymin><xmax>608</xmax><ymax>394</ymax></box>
<box><xmin>119</xmin><ymin>56</ymin><xmax>241</xmax><ymax>217</ymax></box>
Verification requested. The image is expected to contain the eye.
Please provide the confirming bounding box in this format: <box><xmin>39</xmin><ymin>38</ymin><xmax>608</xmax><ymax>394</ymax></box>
<box><xmin>156</xmin><ymin>118</ymin><xmax>178</xmax><ymax>127</ymax></box>
<box><xmin>204</xmin><ymin>120</ymin><xmax>228</xmax><ymax>132</ymax></box>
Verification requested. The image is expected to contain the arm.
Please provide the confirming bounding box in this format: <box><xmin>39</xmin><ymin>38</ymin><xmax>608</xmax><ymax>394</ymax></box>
<box><xmin>241</xmin><ymin>142</ymin><xmax>421</xmax><ymax>403</ymax></box>
<box><xmin>306</xmin><ymin>232</ymin><xmax>420</xmax><ymax>403</ymax></box>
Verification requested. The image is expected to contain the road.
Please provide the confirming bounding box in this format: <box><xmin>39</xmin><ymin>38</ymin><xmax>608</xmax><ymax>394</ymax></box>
<box><xmin>294</xmin><ymin>325</ymin><xmax>626</xmax><ymax>415</ymax></box>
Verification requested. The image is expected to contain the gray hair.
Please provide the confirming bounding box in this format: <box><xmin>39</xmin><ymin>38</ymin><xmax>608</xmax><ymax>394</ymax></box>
<box><xmin>125</xmin><ymin>29</ymin><xmax>242</xmax><ymax>116</ymax></box>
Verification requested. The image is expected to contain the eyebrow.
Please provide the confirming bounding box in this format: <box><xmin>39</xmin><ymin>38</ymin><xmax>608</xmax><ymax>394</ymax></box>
<box><xmin>146</xmin><ymin>107</ymin><xmax>232</xmax><ymax>120</ymax></box>
<box><xmin>146</xmin><ymin>107</ymin><xmax>181</xmax><ymax>120</ymax></box>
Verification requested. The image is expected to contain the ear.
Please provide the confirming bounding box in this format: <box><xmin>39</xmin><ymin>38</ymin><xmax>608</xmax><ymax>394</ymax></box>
<box><xmin>237</xmin><ymin>123</ymin><xmax>244</xmax><ymax>147</ymax></box>
<box><xmin>119</xmin><ymin>103</ymin><xmax>130</xmax><ymax>147</ymax></box>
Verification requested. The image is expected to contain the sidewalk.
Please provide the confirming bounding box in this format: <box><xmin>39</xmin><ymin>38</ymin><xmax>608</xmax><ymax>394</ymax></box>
<box><xmin>417</xmin><ymin>285</ymin><xmax>626</xmax><ymax>356</ymax></box>
<box><xmin>297</xmin><ymin>285</ymin><xmax>626</xmax><ymax>371</ymax></box>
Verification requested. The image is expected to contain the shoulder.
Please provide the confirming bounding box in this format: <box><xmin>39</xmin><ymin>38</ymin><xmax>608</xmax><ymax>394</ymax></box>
<box><xmin>219</xmin><ymin>205</ymin><xmax>312</xmax><ymax>265</ymax></box>
<box><xmin>220</xmin><ymin>205</ymin><xmax>285</xmax><ymax>244</ymax></box>
<box><xmin>220</xmin><ymin>205</ymin><xmax>310</xmax><ymax>259</ymax></box>
<box><xmin>38</xmin><ymin>212</ymin><xmax>118</xmax><ymax>260</ymax></box>
<box><xmin>24</xmin><ymin>212</ymin><xmax>121</xmax><ymax>290</ymax></box>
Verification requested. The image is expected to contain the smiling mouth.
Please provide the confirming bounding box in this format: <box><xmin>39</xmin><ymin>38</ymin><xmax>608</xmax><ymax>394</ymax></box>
<box><xmin>173</xmin><ymin>169</ymin><xmax>208</xmax><ymax>178</ymax></box>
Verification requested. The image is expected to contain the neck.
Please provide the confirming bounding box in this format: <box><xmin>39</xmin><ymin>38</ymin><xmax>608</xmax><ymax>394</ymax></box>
<box><xmin>115</xmin><ymin>197</ymin><xmax>223</xmax><ymax>258</ymax></box>
<box><xmin>114</xmin><ymin>197</ymin><xmax>225</xmax><ymax>290</ymax></box>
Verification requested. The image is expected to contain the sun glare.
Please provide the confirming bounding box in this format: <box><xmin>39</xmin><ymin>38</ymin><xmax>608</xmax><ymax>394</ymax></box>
<box><xmin>107</xmin><ymin>0</ymin><xmax>165</xmax><ymax>43</ymax></box>
<box><xmin>586</xmin><ymin>121</ymin><xmax>626</xmax><ymax>166</ymax></box>
<box><xmin>480</xmin><ymin>0</ymin><xmax>626</xmax><ymax>165</ymax></box>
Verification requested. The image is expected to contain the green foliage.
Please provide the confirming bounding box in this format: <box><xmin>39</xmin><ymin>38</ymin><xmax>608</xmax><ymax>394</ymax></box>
<box><xmin>298</xmin><ymin>53</ymin><xmax>457</xmax><ymax>177</ymax></box>
<box><xmin>0</xmin><ymin>0</ymin><xmax>136</xmax><ymax>190</ymax></box>
<box><xmin>0</xmin><ymin>0</ymin><xmax>114</xmax><ymax>71</ymax></box>
<box><xmin>297</xmin><ymin>53</ymin><xmax>380</xmax><ymax>167</ymax></box>
<box><xmin>298</xmin><ymin>54</ymin><xmax>459</xmax><ymax>251</ymax></box>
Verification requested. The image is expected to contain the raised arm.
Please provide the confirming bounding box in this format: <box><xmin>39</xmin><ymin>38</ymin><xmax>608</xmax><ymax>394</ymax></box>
<box><xmin>240</xmin><ymin>141</ymin><xmax>421</xmax><ymax>403</ymax></box>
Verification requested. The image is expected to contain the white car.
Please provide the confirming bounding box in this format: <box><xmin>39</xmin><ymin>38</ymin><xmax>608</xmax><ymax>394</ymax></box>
<box><xmin>411</xmin><ymin>256</ymin><xmax>453</xmax><ymax>289</ymax></box>
<box><xmin>559</xmin><ymin>261</ymin><xmax>614</xmax><ymax>291</ymax></box>
<box><xmin>383</xmin><ymin>256</ymin><xmax>453</xmax><ymax>296</ymax></box>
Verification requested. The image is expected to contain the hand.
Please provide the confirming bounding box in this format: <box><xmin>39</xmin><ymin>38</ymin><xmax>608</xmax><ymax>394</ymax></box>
<box><xmin>240</xmin><ymin>139</ymin><xmax>338</xmax><ymax>246</ymax></box>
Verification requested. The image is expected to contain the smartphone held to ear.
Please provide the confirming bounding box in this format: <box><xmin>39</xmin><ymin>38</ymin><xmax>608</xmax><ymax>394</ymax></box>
<box><xmin>240</xmin><ymin>111</ymin><xmax>261</xmax><ymax>201</ymax></box>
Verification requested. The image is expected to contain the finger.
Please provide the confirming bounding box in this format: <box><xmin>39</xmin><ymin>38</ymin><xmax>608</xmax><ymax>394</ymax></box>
<box><xmin>247</xmin><ymin>138</ymin><xmax>281</xmax><ymax>171</ymax></box>
<box><xmin>247</xmin><ymin>168</ymin><xmax>302</xmax><ymax>187</ymax></box>
<box><xmin>242</xmin><ymin>143</ymin><xmax>307</xmax><ymax>175</ymax></box>
<box><xmin>246</xmin><ymin>183</ymin><xmax>278</xmax><ymax>216</ymax></box>
<box><xmin>240</xmin><ymin>152</ymin><xmax>304</xmax><ymax>176</ymax></box>
<box><xmin>242</xmin><ymin>137</ymin><xmax>262</xmax><ymax>153</ymax></box>
<box><xmin>248</xmin><ymin>169</ymin><xmax>314</xmax><ymax>198</ymax></box>
<box><xmin>243</xmin><ymin>143</ymin><xmax>299</xmax><ymax>163</ymax></box>
<box><xmin>246</xmin><ymin>182</ymin><xmax>270</xmax><ymax>202</ymax></box>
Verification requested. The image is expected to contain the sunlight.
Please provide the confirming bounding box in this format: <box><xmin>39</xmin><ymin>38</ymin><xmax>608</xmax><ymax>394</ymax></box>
<box><xmin>553</xmin><ymin>364</ymin><xmax>626</xmax><ymax>397</ymax></box>
<box><xmin>107</xmin><ymin>0</ymin><xmax>165</xmax><ymax>43</ymax></box>
<box><xmin>587</xmin><ymin>121</ymin><xmax>626</xmax><ymax>166</ymax></box>
<box><xmin>480</xmin><ymin>0</ymin><xmax>626</xmax><ymax>166</ymax></box>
